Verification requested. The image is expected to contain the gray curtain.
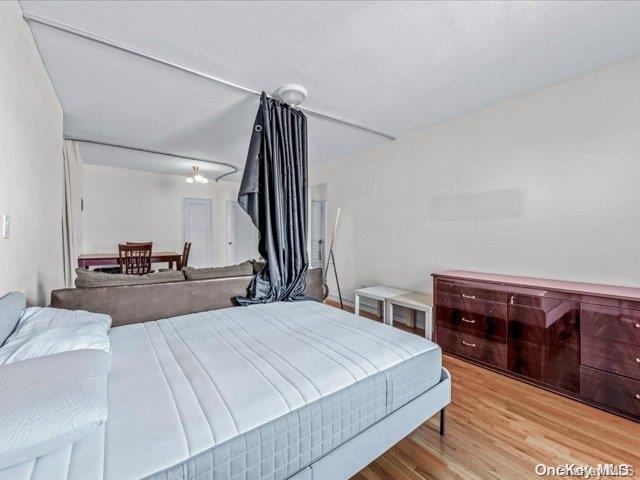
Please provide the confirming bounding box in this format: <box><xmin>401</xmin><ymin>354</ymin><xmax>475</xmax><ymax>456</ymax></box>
<box><xmin>236</xmin><ymin>92</ymin><xmax>309</xmax><ymax>304</ymax></box>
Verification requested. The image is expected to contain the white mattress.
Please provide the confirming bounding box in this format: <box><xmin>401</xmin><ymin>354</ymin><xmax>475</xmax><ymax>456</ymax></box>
<box><xmin>1</xmin><ymin>301</ymin><xmax>441</xmax><ymax>480</ymax></box>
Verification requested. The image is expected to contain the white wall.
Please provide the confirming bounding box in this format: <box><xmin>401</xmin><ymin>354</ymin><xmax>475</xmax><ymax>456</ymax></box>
<box><xmin>311</xmin><ymin>55</ymin><xmax>640</xmax><ymax>305</ymax></box>
<box><xmin>0</xmin><ymin>2</ymin><xmax>64</xmax><ymax>305</ymax></box>
<box><xmin>83</xmin><ymin>165</ymin><xmax>240</xmax><ymax>266</ymax></box>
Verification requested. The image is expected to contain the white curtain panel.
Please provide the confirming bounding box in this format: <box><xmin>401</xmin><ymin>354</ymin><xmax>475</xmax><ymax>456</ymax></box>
<box><xmin>62</xmin><ymin>140</ymin><xmax>84</xmax><ymax>288</ymax></box>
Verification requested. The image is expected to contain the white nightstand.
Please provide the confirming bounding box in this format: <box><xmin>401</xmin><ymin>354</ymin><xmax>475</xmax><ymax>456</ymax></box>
<box><xmin>385</xmin><ymin>292</ymin><xmax>434</xmax><ymax>340</ymax></box>
<box><xmin>353</xmin><ymin>286</ymin><xmax>410</xmax><ymax>324</ymax></box>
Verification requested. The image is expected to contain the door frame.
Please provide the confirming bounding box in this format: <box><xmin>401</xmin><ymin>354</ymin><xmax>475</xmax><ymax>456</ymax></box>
<box><xmin>310</xmin><ymin>199</ymin><xmax>327</xmax><ymax>269</ymax></box>
<box><xmin>182</xmin><ymin>197</ymin><xmax>213</xmax><ymax>267</ymax></box>
<box><xmin>226</xmin><ymin>200</ymin><xmax>234</xmax><ymax>265</ymax></box>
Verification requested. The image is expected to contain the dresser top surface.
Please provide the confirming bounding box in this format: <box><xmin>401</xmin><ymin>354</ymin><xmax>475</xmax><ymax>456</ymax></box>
<box><xmin>433</xmin><ymin>270</ymin><xmax>640</xmax><ymax>302</ymax></box>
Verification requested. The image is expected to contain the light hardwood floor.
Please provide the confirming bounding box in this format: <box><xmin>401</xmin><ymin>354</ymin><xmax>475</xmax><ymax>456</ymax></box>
<box><xmin>324</xmin><ymin>301</ymin><xmax>640</xmax><ymax>479</ymax></box>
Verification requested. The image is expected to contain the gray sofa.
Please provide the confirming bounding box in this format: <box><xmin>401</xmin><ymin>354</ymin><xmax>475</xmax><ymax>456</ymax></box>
<box><xmin>52</xmin><ymin>268</ymin><xmax>324</xmax><ymax>327</ymax></box>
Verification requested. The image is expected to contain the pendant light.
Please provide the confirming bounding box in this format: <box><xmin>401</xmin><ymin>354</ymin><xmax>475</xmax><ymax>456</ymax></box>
<box><xmin>185</xmin><ymin>165</ymin><xmax>208</xmax><ymax>184</ymax></box>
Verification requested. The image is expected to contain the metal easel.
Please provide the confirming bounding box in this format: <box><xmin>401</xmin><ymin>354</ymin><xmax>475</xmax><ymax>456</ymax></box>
<box><xmin>322</xmin><ymin>207</ymin><xmax>344</xmax><ymax>309</ymax></box>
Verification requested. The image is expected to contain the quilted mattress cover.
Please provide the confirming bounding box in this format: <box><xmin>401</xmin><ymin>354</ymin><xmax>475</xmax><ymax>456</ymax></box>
<box><xmin>1</xmin><ymin>301</ymin><xmax>441</xmax><ymax>480</ymax></box>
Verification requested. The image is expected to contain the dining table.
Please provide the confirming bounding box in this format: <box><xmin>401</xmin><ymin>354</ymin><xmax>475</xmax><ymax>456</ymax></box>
<box><xmin>78</xmin><ymin>251</ymin><xmax>183</xmax><ymax>269</ymax></box>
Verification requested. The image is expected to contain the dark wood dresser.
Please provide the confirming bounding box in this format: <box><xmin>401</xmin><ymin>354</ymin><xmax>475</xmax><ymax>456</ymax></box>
<box><xmin>433</xmin><ymin>270</ymin><xmax>640</xmax><ymax>421</ymax></box>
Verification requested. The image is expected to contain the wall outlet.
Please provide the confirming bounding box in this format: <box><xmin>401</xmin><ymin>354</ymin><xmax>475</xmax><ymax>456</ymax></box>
<box><xmin>2</xmin><ymin>214</ymin><xmax>10</xmax><ymax>239</ymax></box>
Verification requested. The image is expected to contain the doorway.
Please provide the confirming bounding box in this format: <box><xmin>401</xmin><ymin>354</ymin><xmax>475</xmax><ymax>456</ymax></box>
<box><xmin>226</xmin><ymin>201</ymin><xmax>259</xmax><ymax>265</ymax></box>
<box><xmin>310</xmin><ymin>199</ymin><xmax>326</xmax><ymax>269</ymax></box>
<box><xmin>182</xmin><ymin>197</ymin><xmax>213</xmax><ymax>267</ymax></box>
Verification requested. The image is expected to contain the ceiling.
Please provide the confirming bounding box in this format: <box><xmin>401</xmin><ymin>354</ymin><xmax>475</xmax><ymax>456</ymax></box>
<box><xmin>21</xmin><ymin>0</ymin><xmax>640</xmax><ymax>181</ymax></box>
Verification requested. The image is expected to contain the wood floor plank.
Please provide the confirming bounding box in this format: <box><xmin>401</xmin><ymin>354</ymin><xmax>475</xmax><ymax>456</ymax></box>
<box><xmin>325</xmin><ymin>301</ymin><xmax>640</xmax><ymax>479</ymax></box>
<box><xmin>354</xmin><ymin>354</ymin><xmax>640</xmax><ymax>479</ymax></box>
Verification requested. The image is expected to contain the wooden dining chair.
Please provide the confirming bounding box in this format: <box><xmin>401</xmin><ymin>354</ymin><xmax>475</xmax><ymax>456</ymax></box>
<box><xmin>180</xmin><ymin>242</ymin><xmax>191</xmax><ymax>269</ymax></box>
<box><xmin>118</xmin><ymin>242</ymin><xmax>152</xmax><ymax>275</ymax></box>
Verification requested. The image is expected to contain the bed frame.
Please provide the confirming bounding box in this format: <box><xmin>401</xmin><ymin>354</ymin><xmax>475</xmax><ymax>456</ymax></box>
<box><xmin>293</xmin><ymin>369</ymin><xmax>451</xmax><ymax>479</ymax></box>
<box><xmin>48</xmin><ymin>267</ymin><xmax>451</xmax><ymax>479</ymax></box>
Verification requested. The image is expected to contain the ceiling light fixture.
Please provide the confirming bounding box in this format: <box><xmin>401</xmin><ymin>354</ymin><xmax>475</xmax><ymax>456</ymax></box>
<box><xmin>275</xmin><ymin>84</ymin><xmax>308</xmax><ymax>106</ymax></box>
<box><xmin>186</xmin><ymin>165</ymin><xmax>208</xmax><ymax>184</ymax></box>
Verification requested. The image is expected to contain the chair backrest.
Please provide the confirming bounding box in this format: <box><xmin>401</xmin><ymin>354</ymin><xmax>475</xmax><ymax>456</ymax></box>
<box><xmin>118</xmin><ymin>242</ymin><xmax>152</xmax><ymax>275</ymax></box>
<box><xmin>181</xmin><ymin>242</ymin><xmax>192</xmax><ymax>269</ymax></box>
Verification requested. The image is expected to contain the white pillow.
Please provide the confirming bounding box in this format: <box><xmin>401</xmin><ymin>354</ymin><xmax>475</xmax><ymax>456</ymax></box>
<box><xmin>0</xmin><ymin>349</ymin><xmax>109</xmax><ymax>468</ymax></box>
<box><xmin>0</xmin><ymin>307</ymin><xmax>111</xmax><ymax>365</ymax></box>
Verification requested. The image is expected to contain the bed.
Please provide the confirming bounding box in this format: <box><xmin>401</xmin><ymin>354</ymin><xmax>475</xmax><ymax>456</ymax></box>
<box><xmin>2</xmin><ymin>277</ymin><xmax>450</xmax><ymax>480</ymax></box>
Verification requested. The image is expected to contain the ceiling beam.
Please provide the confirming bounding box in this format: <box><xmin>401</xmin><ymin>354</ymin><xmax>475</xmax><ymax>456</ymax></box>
<box><xmin>67</xmin><ymin>137</ymin><xmax>239</xmax><ymax>182</ymax></box>
<box><xmin>23</xmin><ymin>12</ymin><xmax>397</xmax><ymax>141</ymax></box>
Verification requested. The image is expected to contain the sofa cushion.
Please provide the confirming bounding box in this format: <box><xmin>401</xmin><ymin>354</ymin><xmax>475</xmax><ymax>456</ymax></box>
<box><xmin>0</xmin><ymin>292</ymin><xmax>25</xmax><ymax>346</ymax></box>
<box><xmin>0</xmin><ymin>307</ymin><xmax>111</xmax><ymax>365</ymax></box>
<box><xmin>182</xmin><ymin>261</ymin><xmax>254</xmax><ymax>280</ymax></box>
<box><xmin>75</xmin><ymin>268</ymin><xmax>185</xmax><ymax>288</ymax></box>
<box><xmin>0</xmin><ymin>349</ymin><xmax>109</xmax><ymax>469</ymax></box>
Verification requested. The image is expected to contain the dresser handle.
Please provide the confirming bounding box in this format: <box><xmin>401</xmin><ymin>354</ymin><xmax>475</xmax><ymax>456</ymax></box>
<box><xmin>462</xmin><ymin>294</ymin><xmax>476</xmax><ymax>299</ymax></box>
<box><xmin>636</xmin><ymin>394</ymin><xmax>640</xmax><ymax>400</ymax></box>
<box><xmin>462</xmin><ymin>340</ymin><xmax>476</xmax><ymax>347</ymax></box>
<box><xmin>462</xmin><ymin>317</ymin><xmax>475</xmax><ymax>324</ymax></box>
<box><xmin>636</xmin><ymin>358</ymin><xmax>640</xmax><ymax>364</ymax></box>
<box><xmin>636</xmin><ymin>323</ymin><xmax>640</xmax><ymax>329</ymax></box>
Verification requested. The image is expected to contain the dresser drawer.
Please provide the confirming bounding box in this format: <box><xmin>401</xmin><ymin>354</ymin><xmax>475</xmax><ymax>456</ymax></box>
<box><xmin>435</xmin><ymin>305</ymin><xmax>506</xmax><ymax>342</ymax></box>
<box><xmin>582</xmin><ymin>335</ymin><xmax>640</xmax><ymax>380</ymax></box>
<box><xmin>581</xmin><ymin>304</ymin><xmax>640</xmax><ymax>346</ymax></box>
<box><xmin>437</xmin><ymin>326</ymin><xmax>507</xmax><ymax>369</ymax></box>
<box><xmin>580</xmin><ymin>366</ymin><xmax>640</xmax><ymax>417</ymax></box>
<box><xmin>435</xmin><ymin>291</ymin><xmax>507</xmax><ymax>318</ymax></box>
<box><xmin>436</xmin><ymin>280</ymin><xmax>507</xmax><ymax>303</ymax></box>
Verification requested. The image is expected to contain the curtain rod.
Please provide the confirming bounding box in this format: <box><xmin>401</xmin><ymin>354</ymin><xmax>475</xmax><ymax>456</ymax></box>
<box><xmin>24</xmin><ymin>12</ymin><xmax>397</xmax><ymax>141</ymax></box>
<box><xmin>67</xmin><ymin>137</ymin><xmax>239</xmax><ymax>182</ymax></box>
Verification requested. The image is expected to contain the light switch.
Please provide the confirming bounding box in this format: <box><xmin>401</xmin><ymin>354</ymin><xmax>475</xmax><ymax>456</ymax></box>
<box><xmin>2</xmin><ymin>214</ymin><xmax>10</xmax><ymax>239</ymax></box>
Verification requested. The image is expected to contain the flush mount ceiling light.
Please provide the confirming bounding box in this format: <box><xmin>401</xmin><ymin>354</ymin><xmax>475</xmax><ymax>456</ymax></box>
<box><xmin>185</xmin><ymin>165</ymin><xmax>208</xmax><ymax>184</ymax></box>
<box><xmin>275</xmin><ymin>84</ymin><xmax>308</xmax><ymax>106</ymax></box>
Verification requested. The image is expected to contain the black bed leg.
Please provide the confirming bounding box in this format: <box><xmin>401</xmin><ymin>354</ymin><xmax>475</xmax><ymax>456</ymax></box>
<box><xmin>439</xmin><ymin>407</ymin><xmax>446</xmax><ymax>436</ymax></box>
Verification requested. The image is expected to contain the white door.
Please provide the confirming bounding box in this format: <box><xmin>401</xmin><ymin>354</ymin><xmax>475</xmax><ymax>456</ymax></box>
<box><xmin>310</xmin><ymin>200</ymin><xmax>326</xmax><ymax>269</ymax></box>
<box><xmin>226</xmin><ymin>201</ymin><xmax>259</xmax><ymax>265</ymax></box>
<box><xmin>182</xmin><ymin>197</ymin><xmax>213</xmax><ymax>267</ymax></box>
